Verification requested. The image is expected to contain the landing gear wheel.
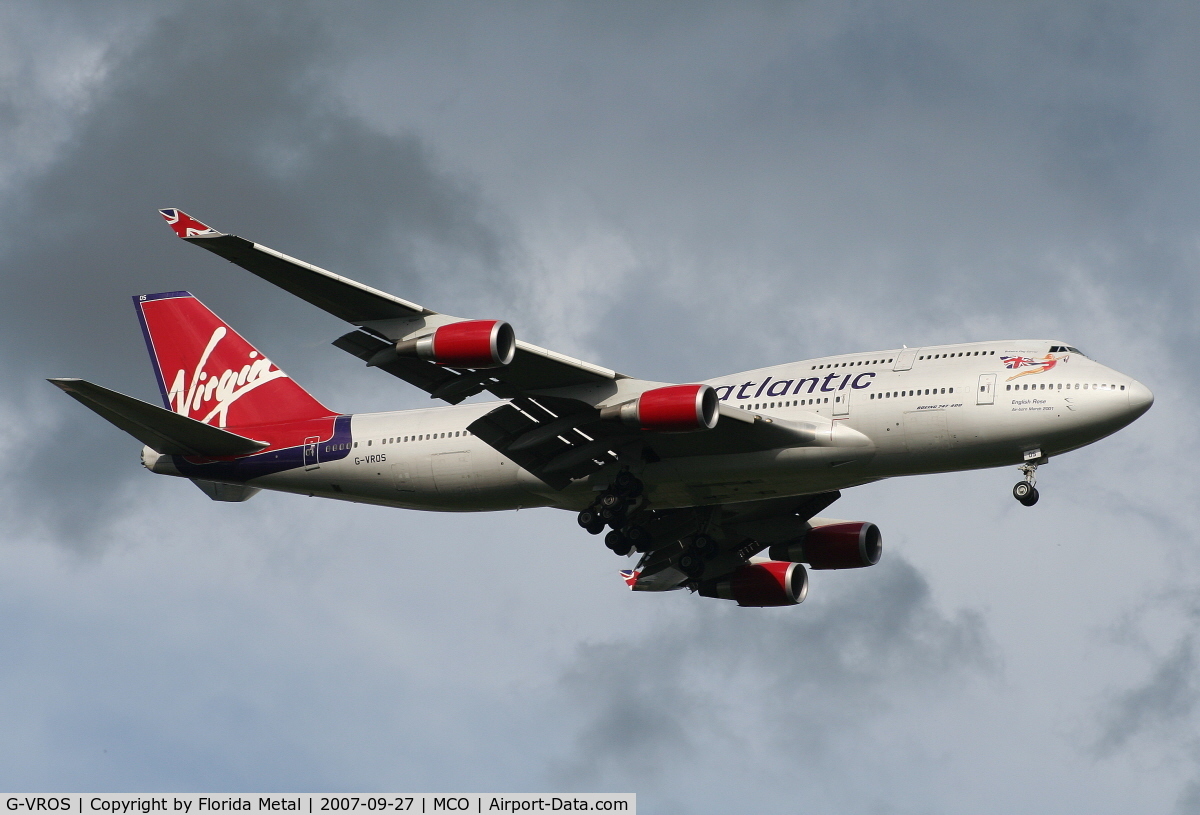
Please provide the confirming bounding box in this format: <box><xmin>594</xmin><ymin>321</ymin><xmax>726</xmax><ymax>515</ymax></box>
<box><xmin>605</xmin><ymin>530</ymin><xmax>633</xmax><ymax>557</ymax></box>
<box><xmin>1013</xmin><ymin>459</ymin><xmax>1043</xmax><ymax>507</ymax></box>
<box><xmin>578</xmin><ymin>509</ymin><xmax>600</xmax><ymax>529</ymax></box>
<box><xmin>614</xmin><ymin>471</ymin><xmax>638</xmax><ymax>491</ymax></box>
<box><xmin>587</xmin><ymin>520</ymin><xmax>606</xmax><ymax>535</ymax></box>
<box><xmin>678</xmin><ymin>553</ymin><xmax>706</xmax><ymax>579</ymax></box>
<box><xmin>600</xmin><ymin>504</ymin><xmax>627</xmax><ymax>525</ymax></box>
<box><xmin>625</xmin><ymin>525</ymin><xmax>651</xmax><ymax>552</ymax></box>
<box><xmin>692</xmin><ymin>534</ymin><xmax>719</xmax><ymax>559</ymax></box>
<box><xmin>599</xmin><ymin>492</ymin><xmax>624</xmax><ymax>509</ymax></box>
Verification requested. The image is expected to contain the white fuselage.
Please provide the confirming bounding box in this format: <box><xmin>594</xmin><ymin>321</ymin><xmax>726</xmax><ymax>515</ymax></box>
<box><xmin>175</xmin><ymin>340</ymin><xmax>1151</xmax><ymax>513</ymax></box>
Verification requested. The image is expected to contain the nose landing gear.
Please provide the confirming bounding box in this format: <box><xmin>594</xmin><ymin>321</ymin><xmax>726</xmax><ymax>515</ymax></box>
<box><xmin>1013</xmin><ymin>460</ymin><xmax>1040</xmax><ymax>507</ymax></box>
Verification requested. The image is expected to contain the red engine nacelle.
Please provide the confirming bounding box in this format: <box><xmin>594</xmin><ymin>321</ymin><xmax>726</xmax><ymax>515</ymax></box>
<box><xmin>396</xmin><ymin>320</ymin><xmax>516</xmax><ymax>368</ymax></box>
<box><xmin>603</xmin><ymin>384</ymin><xmax>719</xmax><ymax>432</ymax></box>
<box><xmin>768</xmin><ymin>520</ymin><xmax>882</xmax><ymax>570</ymax></box>
<box><xmin>699</xmin><ymin>561</ymin><xmax>809</xmax><ymax>607</ymax></box>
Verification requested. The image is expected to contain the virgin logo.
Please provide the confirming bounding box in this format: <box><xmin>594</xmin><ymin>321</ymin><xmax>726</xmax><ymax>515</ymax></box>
<box><xmin>167</xmin><ymin>326</ymin><xmax>286</xmax><ymax>426</ymax></box>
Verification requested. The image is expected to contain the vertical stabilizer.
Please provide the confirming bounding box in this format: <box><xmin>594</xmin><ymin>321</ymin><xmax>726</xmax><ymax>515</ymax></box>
<box><xmin>134</xmin><ymin>291</ymin><xmax>334</xmax><ymax>429</ymax></box>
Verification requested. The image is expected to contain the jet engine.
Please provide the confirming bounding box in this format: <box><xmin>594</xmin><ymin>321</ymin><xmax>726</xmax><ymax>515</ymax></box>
<box><xmin>768</xmin><ymin>519</ymin><xmax>882</xmax><ymax>570</ymax></box>
<box><xmin>699</xmin><ymin>561</ymin><xmax>809</xmax><ymax>607</ymax></box>
<box><xmin>601</xmin><ymin>384</ymin><xmax>719</xmax><ymax>432</ymax></box>
<box><xmin>394</xmin><ymin>320</ymin><xmax>516</xmax><ymax>368</ymax></box>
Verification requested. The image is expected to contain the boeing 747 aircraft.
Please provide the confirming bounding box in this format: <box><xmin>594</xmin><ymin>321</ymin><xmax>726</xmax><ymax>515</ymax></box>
<box><xmin>51</xmin><ymin>210</ymin><xmax>1153</xmax><ymax>606</ymax></box>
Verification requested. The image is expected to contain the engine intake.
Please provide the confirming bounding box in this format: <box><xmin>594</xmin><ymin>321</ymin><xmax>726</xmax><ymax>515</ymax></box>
<box><xmin>601</xmin><ymin>384</ymin><xmax>719</xmax><ymax>432</ymax></box>
<box><xmin>768</xmin><ymin>519</ymin><xmax>882</xmax><ymax>570</ymax></box>
<box><xmin>699</xmin><ymin>561</ymin><xmax>808</xmax><ymax>607</ymax></box>
<box><xmin>394</xmin><ymin>320</ymin><xmax>516</xmax><ymax>368</ymax></box>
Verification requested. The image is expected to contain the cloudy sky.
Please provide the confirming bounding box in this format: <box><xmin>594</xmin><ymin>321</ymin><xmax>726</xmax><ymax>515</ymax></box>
<box><xmin>1</xmin><ymin>1</ymin><xmax>1198</xmax><ymax>811</ymax></box>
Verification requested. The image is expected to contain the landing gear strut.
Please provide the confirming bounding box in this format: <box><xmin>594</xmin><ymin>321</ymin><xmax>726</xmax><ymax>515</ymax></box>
<box><xmin>1013</xmin><ymin>461</ymin><xmax>1040</xmax><ymax>507</ymax></box>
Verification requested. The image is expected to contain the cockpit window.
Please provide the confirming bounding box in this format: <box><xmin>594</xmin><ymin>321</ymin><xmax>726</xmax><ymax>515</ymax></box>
<box><xmin>1049</xmin><ymin>345</ymin><xmax>1086</xmax><ymax>356</ymax></box>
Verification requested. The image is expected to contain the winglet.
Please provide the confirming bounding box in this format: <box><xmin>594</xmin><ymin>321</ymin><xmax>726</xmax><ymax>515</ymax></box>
<box><xmin>159</xmin><ymin>208</ymin><xmax>220</xmax><ymax>238</ymax></box>
<box><xmin>620</xmin><ymin>569</ymin><xmax>640</xmax><ymax>588</ymax></box>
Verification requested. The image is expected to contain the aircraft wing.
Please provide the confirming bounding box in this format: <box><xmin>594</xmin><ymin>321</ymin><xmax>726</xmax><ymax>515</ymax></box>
<box><xmin>160</xmin><ymin>209</ymin><xmax>623</xmax><ymax>403</ymax></box>
<box><xmin>625</xmin><ymin>491</ymin><xmax>843</xmax><ymax>592</ymax></box>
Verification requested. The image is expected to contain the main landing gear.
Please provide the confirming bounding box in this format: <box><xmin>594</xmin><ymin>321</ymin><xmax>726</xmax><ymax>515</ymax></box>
<box><xmin>577</xmin><ymin>471</ymin><xmax>650</xmax><ymax>557</ymax></box>
<box><xmin>678</xmin><ymin>533</ymin><xmax>719</xmax><ymax>579</ymax></box>
<box><xmin>1013</xmin><ymin>460</ymin><xmax>1040</xmax><ymax>507</ymax></box>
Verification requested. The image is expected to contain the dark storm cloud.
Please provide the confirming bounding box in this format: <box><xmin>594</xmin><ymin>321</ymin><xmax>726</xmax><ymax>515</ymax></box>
<box><xmin>0</xmin><ymin>1</ymin><xmax>507</xmax><ymax>542</ymax></box>
<box><xmin>1095</xmin><ymin>638</ymin><xmax>1198</xmax><ymax>756</ymax></box>
<box><xmin>1096</xmin><ymin>591</ymin><xmax>1200</xmax><ymax>811</ymax></box>
<box><xmin>552</xmin><ymin>556</ymin><xmax>991</xmax><ymax>786</ymax></box>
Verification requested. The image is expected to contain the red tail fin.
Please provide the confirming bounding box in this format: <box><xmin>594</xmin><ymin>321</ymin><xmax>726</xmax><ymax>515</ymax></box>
<box><xmin>134</xmin><ymin>291</ymin><xmax>334</xmax><ymax>429</ymax></box>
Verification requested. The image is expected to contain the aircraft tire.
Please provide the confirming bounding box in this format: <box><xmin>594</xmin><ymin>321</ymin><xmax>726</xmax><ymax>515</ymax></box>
<box><xmin>1019</xmin><ymin>487</ymin><xmax>1040</xmax><ymax>507</ymax></box>
<box><xmin>606</xmin><ymin>530</ymin><xmax>633</xmax><ymax>556</ymax></box>
<box><xmin>1013</xmin><ymin>482</ymin><xmax>1033</xmax><ymax>501</ymax></box>
<box><xmin>625</xmin><ymin>525</ymin><xmax>651</xmax><ymax>552</ymax></box>
<box><xmin>600</xmin><ymin>504</ymin><xmax>627</xmax><ymax>524</ymax></box>
<box><xmin>692</xmin><ymin>534</ymin><xmax>719</xmax><ymax>558</ymax></box>
<box><xmin>679</xmin><ymin>553</ymin><xmax>706</xmax><ymax>579</ymax></box>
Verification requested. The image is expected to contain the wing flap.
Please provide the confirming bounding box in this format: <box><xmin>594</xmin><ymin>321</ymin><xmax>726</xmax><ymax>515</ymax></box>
<box><xmin>467</xmin><ymin>395</ymin><xmax>633</xmax><ymax>489</ymax></box>
<box><xmin>50</xmin><ymin>378</ymin><xmax>268</xmax><ymax>457</ymax></box>
<box><xmin>332</xmin><ymin>329</ymin><xmax>488</xmax><ymax>404</ymax></box>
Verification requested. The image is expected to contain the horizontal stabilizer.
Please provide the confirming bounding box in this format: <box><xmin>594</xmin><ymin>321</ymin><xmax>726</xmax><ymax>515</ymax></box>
<box><xmin>49</xmin><ymin>378</ymin><xmax>269</xmax><ymax>457</ymax></box>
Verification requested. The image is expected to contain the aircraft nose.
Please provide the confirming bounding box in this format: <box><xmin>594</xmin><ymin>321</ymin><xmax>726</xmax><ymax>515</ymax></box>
<box><xmin>1126</xmin><ymin>379</ymin><xmax>1154</xmax><ymax>416</ymax></box>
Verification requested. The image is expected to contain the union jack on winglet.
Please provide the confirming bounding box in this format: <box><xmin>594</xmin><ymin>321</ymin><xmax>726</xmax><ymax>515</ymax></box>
<box><xmin>620</xmin><ymin>569</ymin><xmax>640</xmax><ymax>588</ymax></box>
<box><xmin>159</xmin><ymin>208</ymin><xmax>218</xmax><ymax>239</ymax></box>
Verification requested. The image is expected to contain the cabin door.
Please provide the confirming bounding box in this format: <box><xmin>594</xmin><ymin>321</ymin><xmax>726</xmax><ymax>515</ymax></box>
<box><xmin>893</xmin><ymin>348</ymin><xmax>919</xmax><ymax>371</ymax></box>
<box><xmin>977</xmin><ymin>373</ymin><xmax>997</xmax><ymax>405</ymax></box>
<box><xmin>303</xmin><ymin>436</ymin><xmax>320</xmax><ymax>470</ymax></box>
